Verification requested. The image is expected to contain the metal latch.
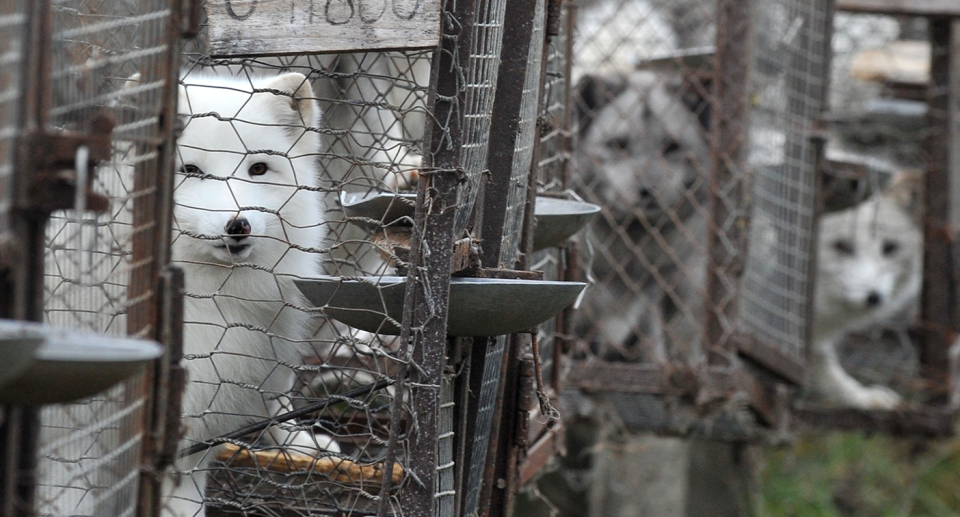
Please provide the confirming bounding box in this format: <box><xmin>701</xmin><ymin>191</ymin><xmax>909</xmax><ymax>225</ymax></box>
<box><xmin>16</xmin><ymin>114</ymin><xmax>113</xmax><ymax>214</ymax></box>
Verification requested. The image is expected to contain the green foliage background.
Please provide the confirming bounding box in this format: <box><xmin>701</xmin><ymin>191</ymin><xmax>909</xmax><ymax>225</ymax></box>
<box><xmin>754</xmin><ymin>431</ymin><xmax>960</xmax><ymax>517</ymax></box>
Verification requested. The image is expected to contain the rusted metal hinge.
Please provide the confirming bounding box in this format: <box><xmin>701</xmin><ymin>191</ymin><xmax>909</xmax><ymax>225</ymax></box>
<box><xmin>16</xmin><ymin>115</ymin><xmax>114</xmax><ymax>214</ymax></box>
<box><xmin>156</xmin><ymin>265</ymin><xmax>186</xmax><ymax>471</ymax></box>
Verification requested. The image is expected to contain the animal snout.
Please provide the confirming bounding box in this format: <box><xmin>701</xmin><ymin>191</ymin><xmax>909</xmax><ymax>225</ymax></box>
<box><xmin>865</xmin><ymin>291</ymin><xmax>882</xmax><ymax>307</ymax></box>
<box><xmin>639</xmin><ymin>187</ymin><xmax>652</xmax><ymax>199</ymax></box>
<box><xmin>225</xmin><ymin>216</ymin><xmax>252</xmax><ymax>239</ymax></box>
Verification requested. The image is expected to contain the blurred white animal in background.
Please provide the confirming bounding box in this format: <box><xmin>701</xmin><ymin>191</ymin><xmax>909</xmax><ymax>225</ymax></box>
<box><xmin>809</xmin><ymin>171</ymin><xmax>923</xmax><ymax>409</ymax></box>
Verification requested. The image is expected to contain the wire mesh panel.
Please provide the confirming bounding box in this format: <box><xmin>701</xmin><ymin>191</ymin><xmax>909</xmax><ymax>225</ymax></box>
<box><xmin>461</xmin><ymin>0</ymin><xmax>562</xmax><ymax>512</ymax></box>
<box><xmin>163</xmin><ymin>56</ymin><xmax>425</xmax><ymax>515</ymax></box>
<box><xmin>34</xmin><ymin>1</ymin><xmax>177</xmax><ymax>515</ymax></box>
<box><xmin>0</xmin><ymin>1</ymin><xmax>27</xmax><ymax>239</ymax></box>
<box><xmin>737</xmin><ymin>0</ymin><xmax>830</xmax><ymax>379</ymax></box>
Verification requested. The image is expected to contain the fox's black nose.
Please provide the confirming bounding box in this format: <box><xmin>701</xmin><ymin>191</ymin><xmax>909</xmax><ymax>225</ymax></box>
<box><xmin>866</xmin><ymin>291</ymin><xmax>882</xmax><ymax>307</ymax></box>
<box><xmin>225</xmin><ymin>217</ymin><xmax>251</xmax><ymax>240</ymax></box>
<box><xmin>639</xmin><ymin>187</ymin><xmax>652</xmax><ymax>199</ymax></box>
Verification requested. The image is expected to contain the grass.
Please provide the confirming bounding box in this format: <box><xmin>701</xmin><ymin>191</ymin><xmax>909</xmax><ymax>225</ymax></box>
<box><xmin>753</xmin><ymin>430</ymin><xmax>960</xmax><ymax>517</ymax></box>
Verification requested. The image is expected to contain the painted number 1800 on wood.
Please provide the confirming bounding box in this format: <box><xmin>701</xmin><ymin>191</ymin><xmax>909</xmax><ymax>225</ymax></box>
<box><xmin>207</xmin><ymin>0</ymin><xmax>442</xmax><ymax>57</ymax></box>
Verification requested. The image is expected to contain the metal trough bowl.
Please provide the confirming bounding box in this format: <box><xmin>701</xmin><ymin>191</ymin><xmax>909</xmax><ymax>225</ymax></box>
<box><xmin>296</xmin><ymin>276</ymin><xmax>586</xmax><ymax>337</ymax></box>
<box><xmin>531</xmin><ymin>197</ymin><xmax>601</xmax><ymax>250</ymax></box>
<box><xmin>340</xmin><ymin>191</ymin><xmax>418</xmax><ymax>226</ymax></box>
<box><xmin>341</xmin><ymin>192</ymin><xmax>600</xmax><ymax>250</ymax></box>
<box><xmin>0</xmin><ymin>323</ymin><xmax>163</xmax><ymax>406</ymax></box>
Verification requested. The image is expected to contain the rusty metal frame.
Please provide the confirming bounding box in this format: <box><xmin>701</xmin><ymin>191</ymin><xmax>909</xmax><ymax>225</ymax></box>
<box><xmin>704</xmin><ymin>0</ymin><xmax>753</xmax><ymax>357</ymax></box>
<box><xmin>508</xmin><ymin>0</ymin><xmax>571</xmax><ymax>495</ymax></box>
<box><xmin>478</xmin><ymin>0</ymin><xmax>541</xmax><ymax>268</ymax></box>
<box><xmin>919</xmin><ymin>16</ymin><xmax>957</xmax><ymax>408</ymax></box>
<box><xmin>835</xmin><ymin>0</ymin><xmax>960</xmax><ymax>17</ymax></box>
<box><xmin>473</xmin><ymin>0</ymin><xmax>583</xmax><ymax>513</ymax></box>
<box><xmin>376</xmin><ymin>0</ymin><xmax>481</xmax><ymax>513</ymax></box>
<box><xmin>458</xmin><ymin>0</ymin><xmax>545</xmax><ymax>513</ymax></box>
<box><xmin>793</xmin><ymin>403</ymin><xmax>956</xmax><ymax>437</ymax></box>
<box><xmin>136</xmin><ymin>1</ymin><xmax>190</xmax><ymax>515</ymax></box>
<box><xmin>565</xmin><ymin>361</ymin><xmax>777</xmax><ymax>427</ymax></box>
<box><xmin>1</xmin><ymin>2</ymin><xmax>56</xmax><ymax>514</ymax></box>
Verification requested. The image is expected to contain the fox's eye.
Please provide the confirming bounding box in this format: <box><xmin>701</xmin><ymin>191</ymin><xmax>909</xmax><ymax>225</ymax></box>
<box><xmin>882</xmin><ymin>240</ymin><xmax>900</xmax><ymax>256</ymax></box>
<box><xmin>607</xmin><ymin>137</ymin><xmax>630</xmax><ymax>151</ymax></box>
<box><xmin>832</xmin><ymin>239</ymin><xmax>855</xmax><ymax>255</ymax></box>
<box><xmin>662</xmin><ymin>140</ymin><xmax>681</xmax><ymax>156</ymax></box>
<box><xmin>249</xmin><ymin>162</ymin><xmax>268</xmax><ymax>176</ymax></box>
<box><xmin>180</xmin><ymin>164</ymin><xmax>202</xmax><ymax>175</ymax></box>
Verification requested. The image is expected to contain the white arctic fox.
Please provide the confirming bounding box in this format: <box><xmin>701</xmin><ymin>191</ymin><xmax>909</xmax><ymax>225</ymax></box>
<box><xmin>164</xmin><ymin>72</ymin><xmax>336</xmax><ymax>516</ymax></box>
<box><xmin>809</xmin><ymin>172</ymin><xmax>923</xmax><ymax>410</ymax></box>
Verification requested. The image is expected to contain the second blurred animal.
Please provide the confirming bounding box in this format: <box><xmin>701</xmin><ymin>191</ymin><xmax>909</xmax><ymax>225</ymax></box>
<box><xmin>809</xmin><ymin>172</ymin><xmax>923</xmax><ymax>409</ymax></box>
<box><xmin>573</xmin><ymin>70</ymin><xmax>709</xmax><ymax>363</ymax></box>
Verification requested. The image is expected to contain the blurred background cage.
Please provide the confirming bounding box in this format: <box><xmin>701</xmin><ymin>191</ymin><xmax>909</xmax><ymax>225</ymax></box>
<box><xmin>562</xmin><ymin>0</ymin><xmax>795</xmax><ymax>436</ymax></box>
<box><xmin>560</xmin><ymin>0</ymin><xmax>960</xmax><ymax>439</ymax></box>
<box><xmin>791</xmin><ymin>1</ymin><xmax>960</xmax><ymax>433</ymax></box>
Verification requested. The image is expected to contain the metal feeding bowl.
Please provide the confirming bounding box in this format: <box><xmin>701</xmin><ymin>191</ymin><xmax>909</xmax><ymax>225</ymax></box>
<box><xmin>0</xmin><ymin>321</ymin><xmax>163</xmax><ymax>406</ymax></box>
<box><xmin>340</xmin><ymin>191</ymin><xmax>600</xmax><ymax>249</ymax></box>
<box><xmin>296</xmin><ymin>276</ymin><xmax>586</xmax><ymax>337</ymax></box>
<box><xmin>531</xmin><ymin>197</ymin><xmax>601</xmax><ymax>250</ymax></box>
<box><xmin>0</xmin><ymin>320</ymin><xmax>45</xmax><ymax>389</ymax></box>
<box><xmin>340</xmin><ymin>191</ymin><xmax>418</xmax><ymax>226</ymax></box>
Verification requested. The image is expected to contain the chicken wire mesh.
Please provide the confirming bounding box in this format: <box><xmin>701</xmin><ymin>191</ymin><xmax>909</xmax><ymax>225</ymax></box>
<box><xmin>164</xmin><ymin>54</ymin><xmax>425</xmax><ymax>517</ymax></box>
<box><xmin>35</xmin><ymin>1</ymin><xmax>176</xmax><ymax>516</ymax></box>
<box><xmin>159</xmin><ymin>0</ymin><xmax>530</xmax><ymax>511</ymax></box>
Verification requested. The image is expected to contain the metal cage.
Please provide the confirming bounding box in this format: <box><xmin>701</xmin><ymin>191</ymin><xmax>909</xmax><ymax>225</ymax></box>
<box><xmin>0</xmin><ymin>0</ymin><xmax>180</xmax><ymax>515</ymax></box>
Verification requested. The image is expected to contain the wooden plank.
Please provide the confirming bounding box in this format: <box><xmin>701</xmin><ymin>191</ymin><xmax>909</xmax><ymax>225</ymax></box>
<box><xmin>794</xmin><ymin>403</ymin><xmax>957</xmax><ymax>437</ymax></box>
<box><xmin>735</xmin><ymin>333</ymin><xmax>806</xmax><ymax>386</ymax></box>
<box><xmin>836</xmin><ymin>0</ymin><xmax>960</xmax><ymax>17</ymax></box>
<box><xmin>206</xmin><ymin>0</ymin><xmax>442</xmax><ymax>57</ymax></box>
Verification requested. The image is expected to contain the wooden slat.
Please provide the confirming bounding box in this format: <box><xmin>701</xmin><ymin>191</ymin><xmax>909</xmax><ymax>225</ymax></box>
<box><xmin>216</xmin><ymin>443</ymin><xmax>405</xmax><ymax>484</ymax></box>
<box><xmin>205</xmin><ymin>0</ymin><xmax>442</xmax><ymax>56</ymax></box>
<box><xmin>794</xmin><ymin>404</ymin><xmax>957</xmax><ymax>437</ymax></box>
<box><xmin>836</xmin><ymin>0</ymin><xmax>960</xmax><ymax>17</ymax></box>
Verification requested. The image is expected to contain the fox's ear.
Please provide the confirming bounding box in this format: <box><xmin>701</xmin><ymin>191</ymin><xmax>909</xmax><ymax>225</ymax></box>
<box><xmin>574</xmin><ymin>74</ymin><xmax>627</xmax><ymax>136</ymax></box>
<box><xmin>261</xmin><ymin>72</ymin><xmax>320</xmax><ymax>128</ymax></box>
<box><xmin>883</xmin><ymin>169</ymin><xmax>924</xmax><ymax>221</ymax></box>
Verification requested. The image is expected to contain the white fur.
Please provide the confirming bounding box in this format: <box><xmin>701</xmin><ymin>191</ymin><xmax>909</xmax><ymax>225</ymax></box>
<box><xmin>809</xmin><ymin>180</ymin><xmax>922</xmax><ymax>409</ymax></box>
<box><xmin>163</xmin><ymin>73</ymin><xmax>337</xmax><ymax>517</ymax></box>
